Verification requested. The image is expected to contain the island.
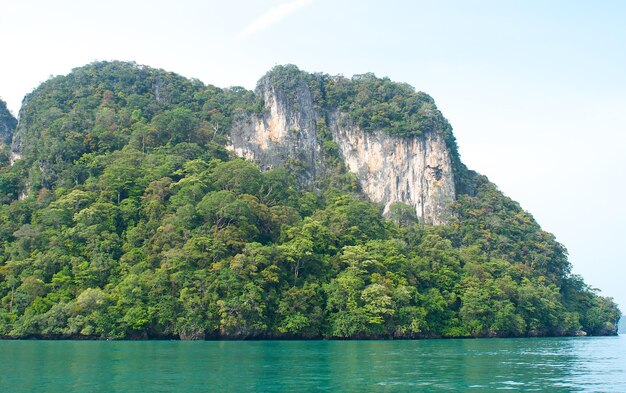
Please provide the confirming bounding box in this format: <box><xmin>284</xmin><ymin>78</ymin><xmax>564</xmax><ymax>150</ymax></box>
<box><xmin>0</xmin><ymin>62</ymin><xmax>620</xmax><ymax>339</ymax></box>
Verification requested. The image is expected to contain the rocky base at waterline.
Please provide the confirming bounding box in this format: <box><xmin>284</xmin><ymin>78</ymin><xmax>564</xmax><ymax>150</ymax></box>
<box><xmin>0</xmin><ymin>326</ymin><xmax>616</xmax><ymax>341</ymax></box>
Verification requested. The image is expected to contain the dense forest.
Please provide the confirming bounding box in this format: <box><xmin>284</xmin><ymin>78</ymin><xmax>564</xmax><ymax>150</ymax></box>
<box><xmin>0</xmin><ymin>62</ymin><xmax>620</xmax><ymax>339</ymax></box>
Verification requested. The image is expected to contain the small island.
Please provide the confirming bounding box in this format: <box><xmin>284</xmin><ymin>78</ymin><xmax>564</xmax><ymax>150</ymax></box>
<box><xmin>0</xmin><ymin>62</ymin><xmax>620</xmax><ymax>340</ymax></box>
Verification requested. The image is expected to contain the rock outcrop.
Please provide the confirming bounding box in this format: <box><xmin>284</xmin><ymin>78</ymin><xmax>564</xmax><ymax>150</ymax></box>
<box><xmin>330</xmin><ymin>112</ymin><xmax>455</xmax><ymax>224</ymax></box>
<box><xmin>0</xmin><ymin>99</ymin><xmax>16</xmax><ymax>147</ymax></box>
<box><xmin>228</xmin><ymin>70</ymin><xmax>456</xmax><ymax>224</ymax></box>
<box><xmin>228</xmin><ymin>74</ymin><xmax>322</xmax><ymax>185</ymax></box>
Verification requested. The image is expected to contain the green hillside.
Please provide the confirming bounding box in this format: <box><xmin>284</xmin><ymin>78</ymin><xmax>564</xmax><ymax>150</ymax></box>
<box><xmin>0</xmin><ymin>61</ymin><xmax>619</xmax><ymax>339</ymax></box>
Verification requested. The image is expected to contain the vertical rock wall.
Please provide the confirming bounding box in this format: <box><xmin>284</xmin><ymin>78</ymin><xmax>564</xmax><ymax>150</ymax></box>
<box><xmin>329</xmin><ymin>113</ymin><xmax>455</xmax><ymax>224</ymax></box>
<box><xmin>0</xmin><ymin>99</ymin><xmax>16</xmax><ymax>147</ymax></box>
<box><xmin>227</xmin><ymin>75</ymin><xmax>322</xmax><ymax>185</ymax></box>
<box><xmin>228</xmin><ymin>75</ymin><xmax>456</xmax><ymax>224</ymax></box>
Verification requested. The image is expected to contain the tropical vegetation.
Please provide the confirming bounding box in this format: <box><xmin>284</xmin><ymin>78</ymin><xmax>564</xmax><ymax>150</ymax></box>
<box><xmin>0</xmin><ymin>62</ymin><xmax>619</xmax><ymax>339</ymax></box>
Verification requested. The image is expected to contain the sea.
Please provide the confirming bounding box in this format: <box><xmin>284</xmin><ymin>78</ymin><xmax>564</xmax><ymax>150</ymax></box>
<box><xmin>1</xmin><ymin>335</ymin><xmax>625</xmax><ymax>392</ymax></box>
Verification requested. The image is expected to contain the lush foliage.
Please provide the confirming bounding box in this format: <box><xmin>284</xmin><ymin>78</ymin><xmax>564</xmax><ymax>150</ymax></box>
<box><xmin>0</xmin><ymin>62</ymin><xmax>619</xmax><ymax>339</ymax></box>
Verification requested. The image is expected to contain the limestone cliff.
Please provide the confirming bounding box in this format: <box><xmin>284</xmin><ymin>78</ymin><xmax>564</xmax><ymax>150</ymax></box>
<box><xmin>330</xmin><ymin>112</ymin><xmax>455</xmax><ymax>224</ymax></box>
<box><xmin>228</xmin><ymin>73</ymin><xmax>322</xmax><ymax>185</ymax></box>
<box><xmin>0</xmin><ymin>99</ymin><xmax>16</xmax><ymax>147</ymax></box>
<box><xmin>228</xmin><ymin>68</ymin><xmax>456</xmax><ymax>224</ymax></box>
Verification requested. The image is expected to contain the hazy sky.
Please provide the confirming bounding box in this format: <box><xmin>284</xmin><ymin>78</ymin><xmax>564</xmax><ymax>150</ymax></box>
<box><xmin>1</xmin><ymin>0</ymin><xmax>625</xmax><ymax>310</ymax></box>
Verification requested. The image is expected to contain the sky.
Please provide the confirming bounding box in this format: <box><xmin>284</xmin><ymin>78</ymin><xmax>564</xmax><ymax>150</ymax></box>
<box><xmin>1</xmin><ymin>0</ymin><xmax>625</xmax><ymax>310</ymax></box>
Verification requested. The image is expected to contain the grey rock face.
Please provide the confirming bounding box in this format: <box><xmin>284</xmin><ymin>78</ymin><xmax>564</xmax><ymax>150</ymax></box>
<box><xmin>0</xmin><ymin>99</ymin><xmax>16</xmax><ymax>147</ymax></box>
<box><xmin>329</xmin><ymin>112</ymin><xmax>455</xmax><ymax>225</ymax></box>
<box><xmin>228</xmin><ymin>75</ymin><xmax>322</xmax><ymax>185</ymax></box>
<box><xmin>228</xmin><ymin>74</ymin><xmax>456</xmax><ymax>224</ymax></box>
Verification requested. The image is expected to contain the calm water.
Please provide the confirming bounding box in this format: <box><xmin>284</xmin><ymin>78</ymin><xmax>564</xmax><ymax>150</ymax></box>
<box><xmin>1</xmin><ymin>336</ymin><xmax>625</xmax><ymax>392</ymax></box>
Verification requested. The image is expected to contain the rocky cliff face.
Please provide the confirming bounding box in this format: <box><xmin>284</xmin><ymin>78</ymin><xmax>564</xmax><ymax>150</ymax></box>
<box><xmin>329</xmin><ymin>112</ymin><xmax>455</xmax><ymax>224</ymax></box>
<box><xmin>0</xmin><ymin>99</ymin><xmax>16</xmax><ymax>147</ymax></box>
<box><xmin>228</xmin><ymin>74</ymin><xmax>322</xmax><ymax>185</ymax></box>
<box><xmin>229</xmin><ymin>72</ymin><xmax>456</xmax><ymax>224</ymax></box>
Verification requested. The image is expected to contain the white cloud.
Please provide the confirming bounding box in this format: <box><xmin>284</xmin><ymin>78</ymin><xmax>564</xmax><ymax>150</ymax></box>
<box><xmin>237</xmin><ymin>0</ymin><xmax>315</xmax><ymax>40</ymax></box>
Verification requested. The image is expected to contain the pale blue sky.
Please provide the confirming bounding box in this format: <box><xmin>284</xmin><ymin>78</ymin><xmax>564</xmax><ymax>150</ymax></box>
<box><xmin>1</xmin><ymin>0</ymin><xmax>625</xmax><ymax>309</ymax></box>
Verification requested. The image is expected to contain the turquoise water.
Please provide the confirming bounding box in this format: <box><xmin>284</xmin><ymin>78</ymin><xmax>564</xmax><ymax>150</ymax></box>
<box><xmin>1</xmin><ymin>336</ymin><xmax>625</xmax><ymax>392</ymax></box>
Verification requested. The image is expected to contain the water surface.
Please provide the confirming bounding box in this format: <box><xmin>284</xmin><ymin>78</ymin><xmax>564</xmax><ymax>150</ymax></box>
<box><xmin>1</xmin><ymin>336</ymin><xmax>625</xmax><ymax>392</ymax></box>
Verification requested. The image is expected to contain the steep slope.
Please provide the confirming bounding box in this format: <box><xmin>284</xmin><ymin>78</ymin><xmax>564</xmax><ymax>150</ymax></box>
<box><xmin>328</xmin><ymin>115</ymin><xmax>454</xmax><ymax>225</ymax></box>
<box><xmin>0</xmin><ymin>62</ymin><xmax>619</xmax><ymax>340</ymax></box>
<box><xmin>228</xmin><ymin>70</ymin><xmax>322</xmax><ymax>185</ymax></box>
<box><xmin>229</xmin><ymin>66</ymin><xmax>456</xmax><ymax>224</ymax></box>
<box><xmin>0</xmin><ymin>99</ymin><xmax>16</xmax><ymax>169</ymax></box>
<box><xmin>0</xmin><ymin>99</ymin><xmax>16</xmax><ymax>147</ymax></box>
